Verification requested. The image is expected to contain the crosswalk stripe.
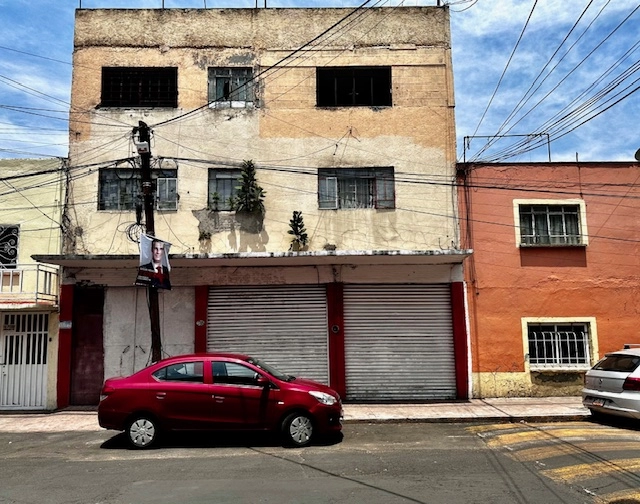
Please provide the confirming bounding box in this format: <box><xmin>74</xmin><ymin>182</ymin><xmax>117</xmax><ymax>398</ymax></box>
<box><xmin>542</xmin><ymin>458</ymin><xmax>640</xmax><ymax>483</ymax></box>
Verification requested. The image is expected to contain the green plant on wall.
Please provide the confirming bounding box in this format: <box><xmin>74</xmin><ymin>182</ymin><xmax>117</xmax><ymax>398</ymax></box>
<box><xmin>233</xmin><ymin>160</ymin><xmax>265</xmax><ymax>214</ymax></box>
<box><xmin>288</xmin><ymin>210</ymin><xmax>309</xmax><ymax>251</ymax></box>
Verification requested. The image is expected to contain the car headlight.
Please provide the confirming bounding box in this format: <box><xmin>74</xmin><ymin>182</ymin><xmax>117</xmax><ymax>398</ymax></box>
<box><xmin>309</xmin><ymin>390</ymin><xmax>337</xmax><ymax>405</ymax></box>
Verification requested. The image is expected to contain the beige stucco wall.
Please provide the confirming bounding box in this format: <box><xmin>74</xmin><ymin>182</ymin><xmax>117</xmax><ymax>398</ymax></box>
<box><xmin>68</xmin><ymin>7</ymin><xmax>457</xmax><ymax>256</ymax></box>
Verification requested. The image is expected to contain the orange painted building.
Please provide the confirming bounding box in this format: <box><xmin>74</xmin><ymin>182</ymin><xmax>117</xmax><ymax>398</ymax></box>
<box><xmin>458</xmin><ymin>161</ymin><xmax>640</xmax><ymax>398</ymax></box>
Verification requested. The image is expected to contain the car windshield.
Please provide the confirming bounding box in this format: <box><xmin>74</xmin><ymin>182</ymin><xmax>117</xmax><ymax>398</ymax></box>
<box><xmin>594</xmin><ymin>354</ymin><xmax>640</xmax><ymax>372</ymax></box>
<box><xmin>246</xmin><ymin>357</ymin><xmax>294</xmax><ymax>381</ymax></box>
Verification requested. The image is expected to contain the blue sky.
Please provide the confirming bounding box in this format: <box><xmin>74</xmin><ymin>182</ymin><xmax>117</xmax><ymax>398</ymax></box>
<box><xmin>0</xmin><ymin>0</ymin><xmax>638</xmax><ymax>162</ymax></box>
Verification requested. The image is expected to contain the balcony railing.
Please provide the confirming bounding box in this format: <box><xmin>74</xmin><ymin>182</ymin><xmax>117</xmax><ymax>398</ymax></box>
<box><xmin>0</xmin><ymin>264</ymin><xmax>59</xmax><ymax>306</ymax></box>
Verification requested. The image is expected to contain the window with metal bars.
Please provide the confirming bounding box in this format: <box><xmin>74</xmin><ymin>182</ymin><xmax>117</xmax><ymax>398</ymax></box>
<box><xmin>101</xmin><ymin>67</ymin><xmax>178</xmax><ymax>107</ymax></box>
<box><xmin>519</xmin><ymin>204</ymin><xmax>581</xmax><ymax>245</ymax></box>
<box><xmin>318</xmin><ymin>167</ymin><xmax>395</xmax><ymax>210</ymax></box>
<box><xmin>208</xmin><ymin>68</ymin><xmax>254</xmax><ymax>108</ymax></box>
<box><xmin>317</xmin><ymin>67</ymin><xmax>392</xmax><ymax>107</ymax></box>
<box><xmin>0</xmin><ymin>225</ymin><xmax>18</xmax><ymax>268</ymax></box>
<box><xmin>98</xmin><ymin>168</ymin><xmax>177</xmax><ymax>211</ymax></box>
<box><xmin>528</xmin><ymin>323</ymin><xmax>590</xmax><ymax>368</ymax></box>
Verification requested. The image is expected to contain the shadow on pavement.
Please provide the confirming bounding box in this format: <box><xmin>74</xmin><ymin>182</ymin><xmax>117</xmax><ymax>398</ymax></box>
<box><xmin>100</xmin><ymin>430</ymin><xmax>343</xmax><ymax>450</ymax></box>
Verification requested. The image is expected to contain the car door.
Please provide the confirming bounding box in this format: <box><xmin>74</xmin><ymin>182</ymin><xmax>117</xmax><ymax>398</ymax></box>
<box><xmin>210</xmin><ymin>360</ymin><xmax>273</xmax><ymax>429</ymax></box>
<box><xmin>149</xmin><ymin>360</ymin><xmax>213</xmax><ymax>429</ymax></box>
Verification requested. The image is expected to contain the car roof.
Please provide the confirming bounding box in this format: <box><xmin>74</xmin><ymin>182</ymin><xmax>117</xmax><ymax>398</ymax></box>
<box><xmin>157</xmin><ymin>352</ymin><xmax>251</xmax><ymax>364</ymax></box>
<box><xmin>605</xmin><ymin>347</ymin><xmax>640</xmax><ymax>358</ymax></box>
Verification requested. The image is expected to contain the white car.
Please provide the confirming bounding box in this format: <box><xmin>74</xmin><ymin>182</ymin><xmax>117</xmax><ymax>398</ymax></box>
<box><xmin>582</xmin><ymin>345</ymin><xmax>640</xmax><ymax>420</ymax></box>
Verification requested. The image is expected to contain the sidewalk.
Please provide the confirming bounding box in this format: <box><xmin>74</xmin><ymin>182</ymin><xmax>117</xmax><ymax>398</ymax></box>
<box><xmin>0</xmin><ymin>397</ymin><xmax>589</xmax><ymax>433</ymax></box>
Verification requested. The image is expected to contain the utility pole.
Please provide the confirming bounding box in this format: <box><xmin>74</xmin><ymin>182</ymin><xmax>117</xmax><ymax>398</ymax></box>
<box><xmin>134</xmin><ymin>121</ymin><xmax>163</xmax><ymax>363</ymax></box>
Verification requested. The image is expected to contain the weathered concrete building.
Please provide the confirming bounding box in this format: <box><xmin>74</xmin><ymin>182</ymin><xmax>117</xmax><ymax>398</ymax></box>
<box><xmin>40</xmin><ymin>6</ymin><xmax>470</xmax><ymax>407</ymax></box>
<box><xmin>0</xmin><ymin>158</ymin><xmax>63</xmax><ymax>410</ymax></box>
<box><xmin>458</xmin><ymin>161</ymin><xmax>640</xmax><ymax>398</ymax></box>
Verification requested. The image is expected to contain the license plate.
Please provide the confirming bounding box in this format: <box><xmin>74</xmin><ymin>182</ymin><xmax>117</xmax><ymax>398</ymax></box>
<box><xmin>592</xmin><ymin>398</ymin><xmax>605</xmax><ymax>407</ymax></box>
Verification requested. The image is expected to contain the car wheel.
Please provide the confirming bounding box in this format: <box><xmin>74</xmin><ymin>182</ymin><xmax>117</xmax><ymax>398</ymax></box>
<box><xmin>127</xmin><ymin>415</ymin><xmax>159</xmax><ymax>449</ymax></box>
<box><xmin>282</xmin><ymin>412</ymin><xmax>313</xmax><ymax>447</ymax></box>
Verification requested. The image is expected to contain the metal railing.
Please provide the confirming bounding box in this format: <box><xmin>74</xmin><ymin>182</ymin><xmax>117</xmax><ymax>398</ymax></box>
<box><xmin>0</xmin><ymin>264</ymin><xmax>59</xmax><ymax>306</ymax></box>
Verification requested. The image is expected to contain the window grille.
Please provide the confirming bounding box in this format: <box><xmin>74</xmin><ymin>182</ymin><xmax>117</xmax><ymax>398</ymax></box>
<box><xmin>98</xmin><ymin>168</ymin><xmax>177</xmax><ymax>211</ymax></box>
<box><xmin>528</xmin><ymin>323</ymin><xmax>590</xmax><ymax>368</ymax></box>
<box><xmin>519</xmin><ymin>204</ymin><xmax>581</xmax><ymax>245</ymax></box>
<box><xmin>0</xmin><ymin>225</ymin><xmax>19</xmax><ymax>268</ymax></box>
<box><xmin>101</xmin><ymin>67</ymin><xmax>178</xmax><ymax>108</ymax></box>
<box><xmin>208</xmin><ymin>169</ymin><xmax>242</xmax><ymax>211</ymax></box>
<box><xmin>208</xmin><ymin>68</ymin><xmax>254</xmax><ymax>108</ymax></box>
<box><xmin>317</xmin><ymin>67</ymin><xmax>392</xmax><ymax>107</ymax></box>
<box><xmin>318</xmin><ymin>168</ymin><xmax>395</xmax><ymax>209</ymax></box>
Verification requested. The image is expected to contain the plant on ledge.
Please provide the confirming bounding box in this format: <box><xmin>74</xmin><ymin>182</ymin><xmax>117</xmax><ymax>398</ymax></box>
<box><xmin>233</xmin><ymin>159</ymin><xmax>266</xmax><ymax>232</ymax></box>
<box><xmin>288</xmin><ymin>210</ymin><xmax>309</xmax><ymax>251</ymax></box>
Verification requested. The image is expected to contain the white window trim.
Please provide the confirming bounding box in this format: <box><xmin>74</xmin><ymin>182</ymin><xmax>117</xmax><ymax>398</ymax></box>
<box><xmin>521</xmin><ymin>316</ymin><xmax>599</xmax><ymax>372</ymax></box>
<box><xmin>513</xmin><ymin>198</ymin><xmax>588</xmax><ymax>247</ymax></box>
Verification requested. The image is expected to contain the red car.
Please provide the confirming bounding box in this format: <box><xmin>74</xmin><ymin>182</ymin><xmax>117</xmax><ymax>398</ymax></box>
<box><xmin>98</xmin><ymin>353</ymin><xmax>343</xmax><ymax>449</ymax></box>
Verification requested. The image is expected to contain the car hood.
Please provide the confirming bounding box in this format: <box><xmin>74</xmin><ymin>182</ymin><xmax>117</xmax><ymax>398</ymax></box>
<box><xmin>288</xmin><ymin>377</ymin><xmax>339</xmax><ymax>396</ymax></box>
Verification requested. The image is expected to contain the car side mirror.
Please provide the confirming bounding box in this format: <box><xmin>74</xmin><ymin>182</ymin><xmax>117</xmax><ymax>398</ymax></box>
<box><xmin>256</xmin><ymin>376</ymin><xmax>271</xmax><ymax>387</ymax></box>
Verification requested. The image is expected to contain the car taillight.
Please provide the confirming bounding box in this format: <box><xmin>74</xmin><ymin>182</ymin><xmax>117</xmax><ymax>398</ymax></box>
<box><xmin>622</xmin><ymin>377</ymin><xmax>640</xmax><ymax>391</ymax></box>
<box><xmin>99</xmin><ymin>384</ymin><xmax>115</xmax><ymax>401</ymax></box>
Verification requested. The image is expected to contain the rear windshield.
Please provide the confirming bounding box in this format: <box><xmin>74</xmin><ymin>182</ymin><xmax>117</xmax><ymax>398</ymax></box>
<box><xmin>594</xmin><ymin>354</ymin><xmax>640</xmax><ymax>372</ymax></box>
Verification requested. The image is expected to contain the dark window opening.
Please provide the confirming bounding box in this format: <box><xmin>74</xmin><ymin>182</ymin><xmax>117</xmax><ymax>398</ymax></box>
<box><xmin>317</xmin><ymin>67</ymin><xmax>392</xmax><ymax>107</ymax></box>
<box><xmin>101</xmin><ymin>67</ymin><xmax>178</xmax><ymax>108</ymax></box>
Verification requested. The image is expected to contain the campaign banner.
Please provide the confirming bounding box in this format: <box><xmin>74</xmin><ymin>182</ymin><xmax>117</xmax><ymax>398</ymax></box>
<box><xmin>135</xmin><ymin>234</ymin><xmax>172</xmax><ymax>290</ymax></box>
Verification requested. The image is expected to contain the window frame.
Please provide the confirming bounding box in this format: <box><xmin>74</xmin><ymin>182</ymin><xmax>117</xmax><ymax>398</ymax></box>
<box><xmin>98</xmin><ymin>168</ymin><xmax>178</xmax><ymax>211</ymax></box>
<box><xmin>318</xmin><ymin>167</ymin><xmax>395</xmax><ymax>210</ymax></box>
<box><xmin>208</xmin><ymin>168</ymin><xmax>242</xmax><ymax>211</ymax></box>
<box><xmin>152</xmin><ymin>361</ymin><xmax>205</xmax><ymax>383</ymax></box>
<box><xmin>522</xmin><ymin>317</ymin><xmax>598</xmax><ymax>372</ymax></box>
<box><xmin>316</xmin><ymin>66</ymin><xmax>392</xmax><ymax>108</ymax></box>
<box><xmin>208</xmin><ymin>67</ymin><xmax>255</xmax><ymax>109</ymax></box>
<box><xmin>514</xmin><ymin>199</ymin><xmax>588</xmax><ymax>247</ymax></box>
<box><xmin>100</xmin><ymin>67</ymin><xmax>178</xmax><ymax>108</ymax></box>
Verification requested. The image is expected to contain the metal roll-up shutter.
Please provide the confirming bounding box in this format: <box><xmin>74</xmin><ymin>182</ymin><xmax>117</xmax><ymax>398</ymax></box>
<box><xmin>207</xmin><ymin>285</ymin><xmax>329</xmax><ymax>384</ymax></box>
<box><xmin>344</xmin><ymin>284</ymin><xmax>456</xmax><ymax>401</ymax></box>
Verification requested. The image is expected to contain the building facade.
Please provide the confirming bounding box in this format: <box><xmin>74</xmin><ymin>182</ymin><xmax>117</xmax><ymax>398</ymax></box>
<box><xmin>458</xmin><ymin>161</ymin><xmax>640</xmax><ymax>397</ymax></box>
<box><xmin>0</xmin><ymin>158</ymin><xmax>63</xmax><ymax>410</ymax></box>
<box><xmin>40</xmin><ymin>6</ymin><xmax>470</xmax><ymax>407</ymax></box>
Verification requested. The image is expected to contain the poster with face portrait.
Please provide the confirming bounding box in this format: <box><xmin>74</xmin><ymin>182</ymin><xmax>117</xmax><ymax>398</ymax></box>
<box><xmin>135</xmin><ymin>234</ymin><xmax>172</xmax><ymax>290</ymax></box>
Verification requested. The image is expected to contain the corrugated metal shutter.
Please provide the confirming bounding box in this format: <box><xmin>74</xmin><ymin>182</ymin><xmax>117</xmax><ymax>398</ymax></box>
<box><xmin>207</xmin><ymin>285</ymin><xmax>329</xmax><ymax>384</ymax></box>
<box><xmin>344</xmin><ymin>284</ymin><xmax>456</xmax><ymax>401</ymax></box>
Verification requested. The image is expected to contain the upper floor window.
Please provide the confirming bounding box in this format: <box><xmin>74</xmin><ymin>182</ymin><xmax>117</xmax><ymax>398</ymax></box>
<box><xmin>208</xmin><ymin>68</ymin><xmax>254</xmax><ymax>108</ymax></box>
<box><xmin>515</xmin><ymin>200</ymin><xmax>587</xmax><ymax>246</ymax></box>
<box><xmin>317</xmin><ymin>67</ymin><xmax>392</xmax><ymax>107</ymax></box>
<box><xmin>0</xmin><ymin>225</ymin><xmax>19</xmax><ymax>268</ymax></box>
<box><xmin>318</xmin><ymin>167</ymin><xmax>395</xmax><ymax>210</ymax></box>
<box><xmin>527</xmin><ymin>322</ymin><xmax>591</xmax><ymax>369</ymax></box>
<box><xmin>101</xmin><ymin>67</ymin><xmax>178</xmax><ymax>108</ymax></box>
<box><xmin>208</xmin><ymin>168</ymin><xmax>242</xmax><ymax>211</ymax></box>
<box><xmin>98</xmin><ymin>168</ymin><xmax>177</xmax><ymax>211</ymax></box>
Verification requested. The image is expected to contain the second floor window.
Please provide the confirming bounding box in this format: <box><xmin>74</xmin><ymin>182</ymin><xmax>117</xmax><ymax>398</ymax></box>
<box><xmin>98</xmin><ymin>168</ymin><xmax>177</xmax><ymax>211</ymax></box>
<box><xmin>318</xmin><ymin>167</ymin><xmax>395</xmax><ymax>210</ymax></box>
<box><xmin>208</xmin><ymin>169</ymin><xmax>242</xmax><ymax>211</ymax></box>
<box><xmin>101</xmin><ymin>67</ymin><xmax>178</xmax><ymax>108</ymax></box>
<box><xmin>0</xmin><ymin>225</ymin><xmax>19</xmax><ymax>268</ymax></box>
<box><xmin>208</xmin><ymin>68</ymin><xmax>254</xmax><ymax>108</ymax></box>
<box><xmin>519</xmin><ymin>204</ymin><xmax>581</xmax><ymax>246</ymax></box>
<box><xmin>317</xmin><ymin>67</ymin><xmax>392</xmax><ymax>107</ymax></box>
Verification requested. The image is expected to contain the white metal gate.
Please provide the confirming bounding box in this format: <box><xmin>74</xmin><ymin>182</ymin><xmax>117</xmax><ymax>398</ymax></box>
<box><xmin>207</xmin><ymin>285</ymin><xmax>329</xmax><ymax>384</ymax></box>
<box><xmin>0</xmin><ymin>313</ymin><xmax>48</xmax><ymax>409</ymax></box>
<box><xmin>344</xmin><ymin>284</ymin><xmax>456</xmax><ymax>402</ymax></box>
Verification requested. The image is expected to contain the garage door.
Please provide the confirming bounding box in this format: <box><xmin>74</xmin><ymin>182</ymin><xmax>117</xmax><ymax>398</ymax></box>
<box><xmin>344</xmin><ymin>284</ymin><xmax>456</xmax><ymax>401</ymax></box>
<box><xmin>207</xmin><ymin>285</ymin><xmax>329</xmax><ymax>384</ymax></box>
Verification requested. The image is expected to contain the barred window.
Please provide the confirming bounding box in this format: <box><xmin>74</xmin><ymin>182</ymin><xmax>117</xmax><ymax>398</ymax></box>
<box><xmin>208</xmin><ymin>169</ymin><xmax>242</xmax><ymax>211</ymax></box>
<box><xmin>519</xmin><ymin>204</ymin><xmax>581</xmax><ymax>245</ymax></box>
<box><xmin>101</xmin><ymin>67</ymin><xmax>178</xmax><ymax>108</ymax></box>
<box><xmin>208</xmin><ymin>68</ymin><xmax>254</xmax><ymax>108</ymax></box>
<box><xmin>528</xmin><ymin>323</ymin><xmax>590</xmax><ymax>368</ymax></box>
<box><xmin>98</xmin><ymin>168</ymin><xmax>177</xmax><ymax>211</ymax></box>
<box><xmin>318</xmin><ymin>167</ymin><xmax>395</xmax><ymax>210</ymax></box>
<box><xmin>0</xmin><ymin>225</ymin><xmax>19</xmax><ymax>268</ymax></box>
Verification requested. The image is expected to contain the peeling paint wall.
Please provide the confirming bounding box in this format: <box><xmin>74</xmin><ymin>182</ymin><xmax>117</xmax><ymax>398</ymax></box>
<box><xmin>68</xmin><ymin>7</ymin><xmax>457</xmax><ymax>256</ymax></box>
